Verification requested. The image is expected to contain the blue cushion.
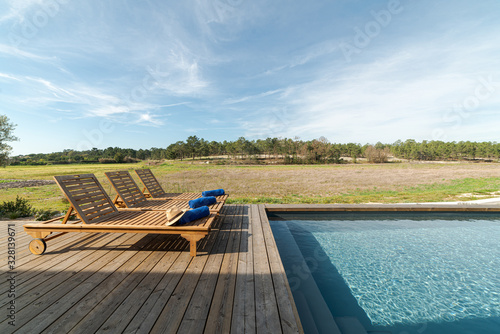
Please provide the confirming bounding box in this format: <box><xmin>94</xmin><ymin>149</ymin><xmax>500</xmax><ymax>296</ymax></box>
<box><xmin>189</xmin><ymin>196</ymin><xmax>216</xmax><ymax>209</ymax></box>
<box><xmin>202</xmin><ymin>189</ymin><xmax>225</xmax><ymax>197</ymax></box>
<box><xmin>178</xmin><ymin>206</ymin><xmax>210</xmax><ymax>225</ymax></box>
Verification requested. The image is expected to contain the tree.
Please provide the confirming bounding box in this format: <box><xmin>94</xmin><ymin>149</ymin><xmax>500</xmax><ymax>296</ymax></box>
<box><xmin>186</xmin><ymin>135</ymin><xmax>200</xmax><ymax>160</ymax></box>
<box><xmin>365</xmin><ymin>145</ymin><xmax>390</xmax><ymax>163</ymax></box>
<box><xmin>0</xmin><ymin>115</ymin><xmax>19</xmax><ymax>167</ymax></box>
<box><xmin>114</xmin><ymin>152</ymin><xmax>124</xmax><ymax>163</ymax></box>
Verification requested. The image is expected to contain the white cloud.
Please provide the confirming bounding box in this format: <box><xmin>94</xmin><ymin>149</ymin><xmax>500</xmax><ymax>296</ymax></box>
<box><xmin>0</xmin><ymin>43</ymin><xmax>56</xmax><ymax>61</ymax></box>
<box><xmin>151</xmin><ymin>58</ymin><xmax>208</xmax><ymax>96</ymax></box>
<box><xmin>0</xmin><ymin>0</ymin><xmax>45</xmax><ymax>23</ymax></box>
<box><xmin>223</xmin><ymin>89</ymin><xmax>283</xmax><ymax>105</ymax></box>
<box><xmin>0</xmin><ymin>72</ymin><xmax>22</xmax><ymax>81</ymax></box>
<box><xmin>240</xmin><ymin>33</ymin><xmax>500</xmax><ymax>143</ymax></box>
<box><xmin>5</xmin><ymin>74</ymin><xmax>168</xmax><ymax>126</ymax></box>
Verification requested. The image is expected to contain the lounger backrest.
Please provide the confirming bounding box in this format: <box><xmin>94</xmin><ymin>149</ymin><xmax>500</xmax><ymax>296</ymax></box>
<box><xmin>135</xmin><ymin>169</ymin><xmax>166</xmax><ymax>198</ymax></box>
<box><xmin>54</xmin><ymin>174</ymin><xmax>119</xmax><ymax>224</ymax></box>
<box><xmin>105</xmin><ymin>171</ymin><xmax>147</xmax><ymax>207</ymax></box>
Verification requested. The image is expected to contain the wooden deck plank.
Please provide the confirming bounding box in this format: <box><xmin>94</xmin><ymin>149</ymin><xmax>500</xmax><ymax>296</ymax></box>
<box><xmin>93</xmin><ymin>238</ymin><xmax>185</xmax><ymax>333</ymax></box>
<box><xmin>5</xmin><ymin>233</ymin><xmax>159</xmax><ymax>333</ymax></box>
<box><xmin>0</xmin><ymin>228</ymin><xmax>91</xmax><ymax>272</ymax></box>
<box><xmin>0</xmin><ymin>233</ymin><xmax>140</xmax><ymax>323</ymax></box>
<box><xmin>0</xmin><ymin>231</ymin><xmax>146</xmax><ymax>333</ymax></box>
<box><xmin>122</xmin><ymin>219</ymin><xmax>222</xmax><ymax>334</ymax></box>
<box><xmin>258</xmin><ymin>205</ymin><xmax>303</xmax><ymax>334</ymax></box>
<box><xmin>149</xmin><ymin>210</ymin><xmax>231</xmax><ymax>334</ymax></box>
<box><xmin>252</xmin><ymin>204</ymin><xmax>282</xmax><ymax>334</ymax></box>
<box><xmin>40</xmin><ymin>236</ymin><xmax>168</xmax><ymax>333</ymax></box>
<box><xmin>121</xmin><ymin>249</ymin><xmax>193</xmax><ymax>334</ymax></box>
<box><xmin>231</xmin><ymin>205</ymin><xmax>256</xmax><ymax>334</ymax></box>
<box><xmin>59</xmin><ymin>237</ymin><xmax>180</xmax><ymax>334</ymax></box>
<box><xmin>203</xmin><ymin>205</ymin><xmax>243</xmax><ymax>333</ymax></box>
<box><xmin>172</xmin><ymin>205</ymin><xmax>238</xmax><ymax>333</ymax></box>
<box><xmin>0</xmin><ymin>232</ymin><xmax>125</xmax><ymax>309</ymax></box>
<box><xmin>0</xmin><ymin>231</ymin><xmax>107</xmax><ymax>293</ymax></box>
<box><xmin>174</xmin><ymin>206</ymin><xmax>238</xmax><ymax>334</ymax></box>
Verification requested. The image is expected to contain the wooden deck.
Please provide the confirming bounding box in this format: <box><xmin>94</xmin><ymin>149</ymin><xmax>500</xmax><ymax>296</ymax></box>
<box><xmin>0</xmin><ymin>205</ymin><xmax>303</xmax><ymax>334</ymax></box>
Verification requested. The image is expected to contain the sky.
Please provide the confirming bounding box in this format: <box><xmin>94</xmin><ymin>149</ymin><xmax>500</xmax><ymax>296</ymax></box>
<box><xmin>1</xmin><ymin>0</ymin><xmax>499</xmax><ymax>155</ymax></box>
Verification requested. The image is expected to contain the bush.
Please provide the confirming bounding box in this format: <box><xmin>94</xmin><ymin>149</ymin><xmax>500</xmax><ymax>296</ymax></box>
<box><xmin>98</xmin><ymin>158</ymin><xmax>116</xmax><ymax>164</ymax></box>
<box><xmin>114</xmin><ymin>152</ymin><xmax>124</xmax><ymax>163</ymax></box>
<box><xmin>35</xmin><ymin>209</ymin><xmax>61</xmax><ymax>221</ymax></box>
<box><xmin>123</xmin><ymin>156</ymin><xmax>141</xmax><ymax>163</ymax></box>
<box><xmin>0</xmin><ymin>196</ymin><xmax>34</xmax><ymax>218</ymax></box>
<box><xmin>365</xmin><ymin>146</ymin><xmax>391</xmax><ymax>163</ymax></box>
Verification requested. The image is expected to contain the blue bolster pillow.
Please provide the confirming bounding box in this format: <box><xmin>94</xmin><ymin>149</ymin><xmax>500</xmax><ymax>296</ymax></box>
<box><xmin>202</xmin><ymin>189</ymin><xmax>225</xmax><ymax>197</ymax></box>
<box><xmin>189</xmin><ymin>196</ymin><xmax>216</xmax><ymax>209</ymax></box>
<box><xmin>178</xmin><ymin>206</ymin><xmax>210</xmax><ymax>225</ymax></box>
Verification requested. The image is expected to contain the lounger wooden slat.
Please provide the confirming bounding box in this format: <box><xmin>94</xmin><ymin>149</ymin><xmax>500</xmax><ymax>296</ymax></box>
<box><xmin>69</xmin><ymin>185</ymin><xmax>102</xmax><ymax>196</ymax></box>
<box><xmin>23</xmin><ymin>174</ymin><xmax>218</xmax><ymax>256</ymax></box>
<box><xmin>79</xmin><ymin>199</ymin><xmax>109</xmax><ymax>211</ymax></box>
<box><xmin>61</xmin><ymin>178</ymin><xmax>96</xmax><ymax>186</ymax></box>
<box><xmin>105</xmin><ymin>170</ymin><xmax>226</xmax><ymax>213</ymax></box>
<box><xmin>135</xmin><ymin>168</ymin><xmax>164</xmax><ymax>198</ymax></box>
<box><xmin>135</xmin><ymin>169</ymin><xmax>228</xmax><ymax>204</ymax></box>
<box><xmin>74</xmin><ymin>191</ymin><xmax>105</xmax><ymax>200</ymax></box>
<box><xmin>135</xmin><ymin>168</ymin><xmax>225</xmax><ymax>201</ymax></box>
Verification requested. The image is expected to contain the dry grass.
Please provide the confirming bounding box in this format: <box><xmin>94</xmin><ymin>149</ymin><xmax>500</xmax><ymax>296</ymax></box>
<box><xmin>1</xmin><ymin>162</ymin><xmax>500</xmax><ymax>211</ymax></box>
<box><xmin>153</xmin><ymin>163</ymin><xmax>499</xmax><ymax>195</ymax></box>
<box><xmin>151</xmin><ymin>162</ymin><xmax>500</xmax><ymax>203</ymax></box>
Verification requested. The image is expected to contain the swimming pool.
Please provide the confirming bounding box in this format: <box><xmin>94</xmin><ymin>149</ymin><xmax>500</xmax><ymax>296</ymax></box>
<box><xmin>269</xmin><ymin>211</ymin><xmax>500</xmax><ymax>334</ymax></box>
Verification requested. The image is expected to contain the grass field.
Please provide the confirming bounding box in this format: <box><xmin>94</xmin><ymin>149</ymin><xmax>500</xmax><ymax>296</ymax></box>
<box><xmin>1</xmin><ymin>161</ymin><xmax>500</xmax><ymax>214</ymax></box>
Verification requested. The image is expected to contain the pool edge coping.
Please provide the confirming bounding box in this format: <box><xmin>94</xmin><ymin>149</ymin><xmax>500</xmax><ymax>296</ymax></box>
<box><xmin>265</xmin><ymin>203</ymin><xmax>500</xmax><ymax>212</ymax></box>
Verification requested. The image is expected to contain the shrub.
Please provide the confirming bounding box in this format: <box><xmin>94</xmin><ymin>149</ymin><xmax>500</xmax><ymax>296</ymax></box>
<box><xmin>365</xmin><ymin>146</ymin><xmax>391</xmax><ymax>163</ymax></box>
<box><xmin>114</xmin><ymin>152</ymin><xmax>124</xmax><ymax>163</ymax></box>
<box><xmin>0</xmin><ymin>196</ymin><xmax>34</xmax><ymax>218</ymax></box>
<box><xmin>98</xmin><ymin>158</ymin><xmax>116</xmax><ymax>164</ymax></box>
<box><xmin>123</xmin><ymin>156</ymin><xmax>141</xmax><ymax>163</ymax></box>
<box><xmin>35</xmin><ymin>209</ymin><xmax>61</xmax><ymax>221</ymax></box>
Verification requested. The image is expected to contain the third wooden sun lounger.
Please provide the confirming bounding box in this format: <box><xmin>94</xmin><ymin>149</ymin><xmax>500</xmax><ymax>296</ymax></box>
<box><xmin>105</xmin><ymin>170</ymin><xmax>225</xmax><ymax>213</ymax></box>
<box><xmin>23</xmin><ymin>174</ymin><xmax>217</xmax><ymax>257</ymax></box>
<box><xmin>135</xmin><ymin>168</ymin><xmax>229</xmax><ymax>202</ymax></box>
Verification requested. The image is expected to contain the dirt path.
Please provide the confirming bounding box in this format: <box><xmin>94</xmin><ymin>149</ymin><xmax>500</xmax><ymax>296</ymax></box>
<box><xmin>0</xmin><ymin>179</ymin><xmax>55</xmax><ymax>190</ymax></box>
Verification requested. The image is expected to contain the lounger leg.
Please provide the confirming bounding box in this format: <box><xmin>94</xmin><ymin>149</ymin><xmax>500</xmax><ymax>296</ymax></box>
<box><xmin>181</xmin><ymin>234</ymin><xmax>206</xmax><ymax>257</ymax></box>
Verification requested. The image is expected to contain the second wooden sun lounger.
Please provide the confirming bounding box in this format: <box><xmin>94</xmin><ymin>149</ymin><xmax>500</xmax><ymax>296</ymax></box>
<box><xmin>135</xmin><ymin>168</ymin><xmax>229</xmax><ymax>202</ymax></box>
<box><xmin>23</xmin><ymin>174</ymin><xmax>217</xmax><ymax>257</ymax></box>
<box><xmin>105</xmin><ymin>170</ymin><xmax>226</xmax><ymax>213</ymax></box>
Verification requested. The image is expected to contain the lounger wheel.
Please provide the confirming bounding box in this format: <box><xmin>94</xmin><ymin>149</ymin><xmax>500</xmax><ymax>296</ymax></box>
<box><xmin>29</xmin><ymin>238</ymin><xmax>47</xmax><ymax>255</ymax></box>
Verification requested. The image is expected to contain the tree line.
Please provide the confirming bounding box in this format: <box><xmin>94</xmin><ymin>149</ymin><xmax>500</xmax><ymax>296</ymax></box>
<box><xmin>10</xmin><ymin>136</ymin><xmax>500</xmax><ymax>165</ymax></box>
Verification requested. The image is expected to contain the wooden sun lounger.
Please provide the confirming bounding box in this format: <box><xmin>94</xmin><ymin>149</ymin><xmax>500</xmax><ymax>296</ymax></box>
<box><xmin>105</xmin><ymin>170</ymin><xmax>225</xmax><ymax>213</ymax></box>
<box><xmin>135</xmin><ymin>168</ymin><xmax>229</xmax><ymax>202</ymax></box>
<box><xmin>23</xmin><ymin>174</ymin><xmax>216</xmax><ymax>257</ymax></box>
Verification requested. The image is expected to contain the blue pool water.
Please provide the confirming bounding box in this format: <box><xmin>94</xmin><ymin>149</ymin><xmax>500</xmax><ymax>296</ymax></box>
<box><xmin>269</xmin><ymin>212</ymin><xmax>500</xmax><ymax>334</ymax></box>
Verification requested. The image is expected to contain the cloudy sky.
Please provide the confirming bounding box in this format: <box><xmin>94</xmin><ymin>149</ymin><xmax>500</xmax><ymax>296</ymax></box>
<box><xmin>1</xmin><ymin>0</ymin><xmax>499</xmax><ymax>155</ymax></box>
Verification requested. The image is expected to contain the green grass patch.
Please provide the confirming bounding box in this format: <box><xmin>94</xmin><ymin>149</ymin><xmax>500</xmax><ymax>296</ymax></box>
<box><xmin>227</xmin><ymin>177</ymin><xmax>500</xmax><ymax>204</ymax></box>
<box><xmin>1</xmin><ymin>164</ymin><xmax>499</xmax><ymax>214</ymax></box>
